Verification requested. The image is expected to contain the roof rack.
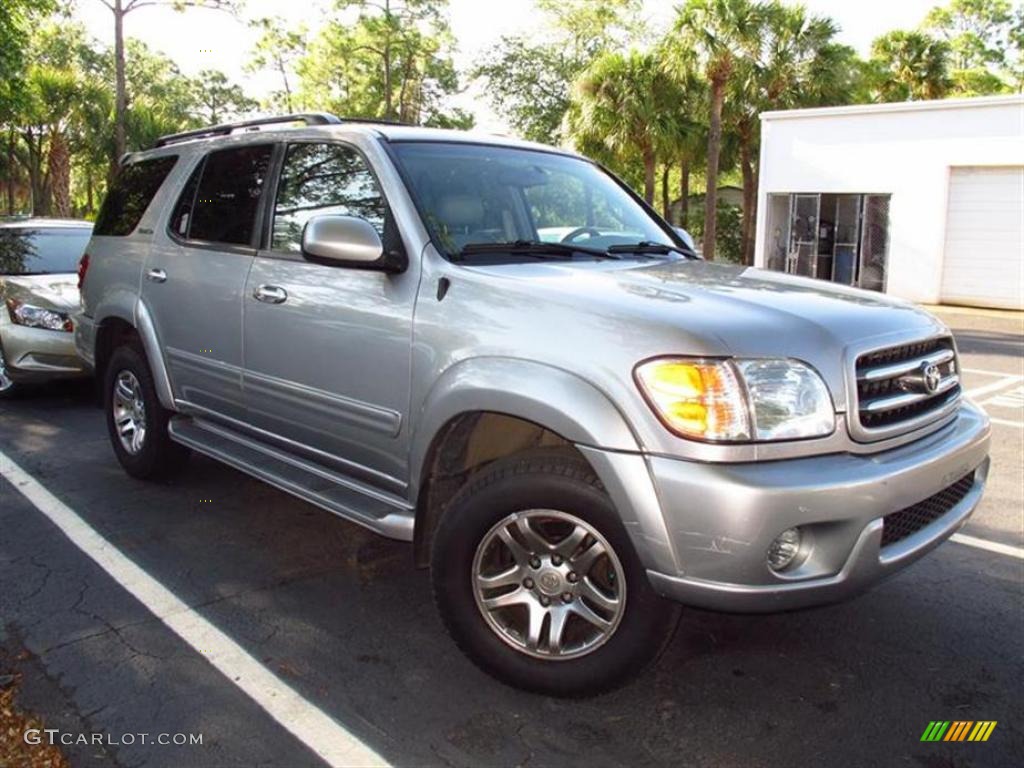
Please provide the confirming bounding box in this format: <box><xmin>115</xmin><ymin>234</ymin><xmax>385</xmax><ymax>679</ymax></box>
<box><xmin>153</xmin><ymin>112</ymin><xmax>409</xmax><ymax>148</ymax></box>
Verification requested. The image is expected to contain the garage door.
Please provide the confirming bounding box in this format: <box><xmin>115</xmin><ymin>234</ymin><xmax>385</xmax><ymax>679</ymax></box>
<box><xmin>941</xmin><ymin>166</ymin><xmax>1024</xmax><ymax>310</ymax></box>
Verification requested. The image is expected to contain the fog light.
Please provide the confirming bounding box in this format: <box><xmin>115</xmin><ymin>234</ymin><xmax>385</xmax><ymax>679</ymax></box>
<box><xmin>768</xmin><ymin>527</ymin><xmax>802</xmax><ymax>572</ymax></box>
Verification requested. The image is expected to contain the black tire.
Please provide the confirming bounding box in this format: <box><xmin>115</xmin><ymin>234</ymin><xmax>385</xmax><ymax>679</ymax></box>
<box><xmin>431</xmin><ymin>448</ymin><xmax>680</xmax><ymax>697</ymax></box>
<box><xmin>104</xmin><ymin>343</ymin><xmax>189</xmax><ymax>481</ymax></box>
<box><xmin>0</xmin><ymin>340</ymin><xmax>22</xmax><ymax>400</ymax></box>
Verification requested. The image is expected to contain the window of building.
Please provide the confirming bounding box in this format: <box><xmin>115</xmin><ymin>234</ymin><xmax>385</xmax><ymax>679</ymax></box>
<box><xmin>763</xmin><ymin>193</ymin><xmax>891</xmax><ymax>292</ymax></box>
<box><xmin>188</xmin><ymin>144</ymin><xmax>273</xmax><ymax>246</ymax></box>
<box><xmin>93</xmin><ymin>156</ymin><xmax>178</xmax><ymax>236</ymax></box>
<box><xmin>272</xmin><ymin>143</ymin><xmax>387</xmax><ymax>253</ymax></box>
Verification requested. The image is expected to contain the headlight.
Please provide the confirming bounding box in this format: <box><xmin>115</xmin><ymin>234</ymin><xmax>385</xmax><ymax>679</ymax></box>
<box><xmin>634</xmin><ymin>357</ymin><xmax>834</xmax><ymax>442</ymax></box>
<box><xmin>5</xmin><ymin>299</ymin><xmax>73</xmax><ymax>332</ymax></box>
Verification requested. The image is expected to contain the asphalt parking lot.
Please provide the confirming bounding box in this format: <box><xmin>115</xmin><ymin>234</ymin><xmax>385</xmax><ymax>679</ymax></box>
<box><xmin>1</xmin><ymin>307</ymin><xmax>1022</xmax><ymax>768</ymax></box>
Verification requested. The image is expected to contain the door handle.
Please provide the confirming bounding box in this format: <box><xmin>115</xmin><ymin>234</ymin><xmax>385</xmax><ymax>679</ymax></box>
<box><xmin>253</xmin><ymin>285</ymin><xmax>288</xmax><ymax>304</ymax></box>
<box><xmin>146</xmin><ymin>268</ymin><xmax>167</xmax><ymax>283</ymax></box>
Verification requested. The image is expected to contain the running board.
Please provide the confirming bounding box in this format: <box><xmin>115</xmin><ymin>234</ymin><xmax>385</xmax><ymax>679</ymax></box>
<box><xmin>168</xmin><ymin>415</ymin><xmax>414</xmax><ymax>541</ymax></box>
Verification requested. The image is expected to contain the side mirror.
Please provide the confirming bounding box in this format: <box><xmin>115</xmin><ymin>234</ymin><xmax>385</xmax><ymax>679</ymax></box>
<box><xmin>673</xmin><ymin>226</ymin><xmax>697</xmax><ymax>252</ymax></box>
<box><xmin>301</xmin><ymin>215</ymin><xmax>406</xmax><ymax>272</ymax></box>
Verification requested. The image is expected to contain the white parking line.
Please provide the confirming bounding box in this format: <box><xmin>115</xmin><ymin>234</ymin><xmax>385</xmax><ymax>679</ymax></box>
<box><xmin>0</xmin><ymin>449</ymin><xmax>388</xmax><ymax>768</ymax></box>
<box><xmin>980</xmin><ymin>386</ymin><xmax>1024</xmax><ymax>410</ymax></box>
<box><xmin>965</xmin><ymin>375</ymin><xmax>1024</xmax><ymax>400</ymax></box>
<box><xmin>988</xmin><ymin>416</ymin><xmax>1024</xmax><ymax>428</ymax></box>
<box><xmin>951</xmin><ymin>533</ymin><xmax>1024</xmax><ymax>560</ymax></box>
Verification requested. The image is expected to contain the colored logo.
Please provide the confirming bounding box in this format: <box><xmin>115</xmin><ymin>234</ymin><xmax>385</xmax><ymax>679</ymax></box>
<box><xmin>921</xmin><ymin>721</ymin><xmax>997</xmax><ymax>742</ymax></box>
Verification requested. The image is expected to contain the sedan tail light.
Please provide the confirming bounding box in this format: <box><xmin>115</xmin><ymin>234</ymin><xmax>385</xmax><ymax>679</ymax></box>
<box><xmin>77</xmin><ymin>252</ymin><xmax>90</xmax><ymax>291</ymax></box>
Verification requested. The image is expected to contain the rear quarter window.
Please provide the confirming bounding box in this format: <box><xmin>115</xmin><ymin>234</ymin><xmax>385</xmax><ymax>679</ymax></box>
<box><xmin>93</xmin><ymin>155</ymin><xmax>178</xmax><ymax>236</ymax></box>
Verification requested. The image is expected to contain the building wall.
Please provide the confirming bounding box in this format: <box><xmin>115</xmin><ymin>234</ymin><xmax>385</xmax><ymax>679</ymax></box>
<box><xmin>754</xmin><ymin>95</ymin><xmax>1024</xmax><ymax>304</ymax></box>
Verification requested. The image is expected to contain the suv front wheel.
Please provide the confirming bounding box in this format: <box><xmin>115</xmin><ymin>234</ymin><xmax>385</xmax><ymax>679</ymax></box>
<box><xmin>431</xmin><ymin>449</ymin><xmax>679</xmax><ymax>696</ymax></box>
<box><xmin>104</xmin><ymin>344</ymin><xmax>189</xmax><ymax>481</ymax></box>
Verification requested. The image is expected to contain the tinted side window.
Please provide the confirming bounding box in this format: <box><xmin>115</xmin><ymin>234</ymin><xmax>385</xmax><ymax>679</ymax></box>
<box><xmin>169</xmin><ymin>158</ymin><xmax>204</xmax><ymax>239</ymax></box>
<box><xmin>272</xmin><ymin>143</ymin><xmax>387</xmax><ymax>253</ymax></box>
<box><xmin>93</xmin><ymin>156</ymin><xmax>178</xmax><ymax>236</ymax></box>
<box><xmin>189</xmin><ymin>145</ymin><xmax>273</xmax><ymax>246</ymax></box>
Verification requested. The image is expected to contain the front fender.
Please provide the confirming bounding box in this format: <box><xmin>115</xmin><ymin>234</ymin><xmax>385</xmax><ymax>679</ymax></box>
<box><xmin>409</xmin><ymin>356</ymin><xmax>678</xmax><ymax>574</ymax></box>
<box><xmin>410</xmin><ymin>356</ymin><xmax>640</xmax><ymax>490</ymax></box>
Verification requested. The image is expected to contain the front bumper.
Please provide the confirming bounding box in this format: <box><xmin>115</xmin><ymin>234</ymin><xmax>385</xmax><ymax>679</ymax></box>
<box><xmin>584</xmin><ymin>402</ymin><xmax>990</xmax><ymax>613</ymax></box>
<box><xmin>1</xmin><ymin>319</ymin><xmax>90</xmax><ymax>383</ymax></box>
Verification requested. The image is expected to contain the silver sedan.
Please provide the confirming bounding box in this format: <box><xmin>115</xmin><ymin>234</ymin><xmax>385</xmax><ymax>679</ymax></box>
<box><xmin>0</xmin><ymin>218</ymin><xmax>93</xmax><ymax>396</ymax></box>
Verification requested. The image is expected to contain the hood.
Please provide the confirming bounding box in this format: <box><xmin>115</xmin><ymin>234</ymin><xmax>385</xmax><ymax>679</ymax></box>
<box><xmin>461</xmin><ymin>258</ymin><xmax>948</xmax><ymax>412</ymax></box>
<box><xmin>1</xmin><ymin>274</ymin><xmax>81</xmax><ymax>312</ymax></box>
<box><xmin>608</xmin><ymin>259</ymin><xmax>944</xmax><ymax>349</ymax></box>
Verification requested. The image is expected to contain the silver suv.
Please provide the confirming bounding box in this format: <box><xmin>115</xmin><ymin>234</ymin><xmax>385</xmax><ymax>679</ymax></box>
<box><xmin>76</xmin><ymin>114</ymin><xmax>991</xmax><ymax>695</ymax></box>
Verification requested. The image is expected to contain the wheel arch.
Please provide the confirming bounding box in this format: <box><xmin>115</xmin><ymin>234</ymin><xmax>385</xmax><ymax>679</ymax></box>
<box><xmin>409</xmin><ymin>357</ymin><xmax>643</xmax><ymax>567</ymax></box>
<box><xmin>93</xmin><ymin>299</ymin><xmax>174</xmax><ymax>409</ymax></box>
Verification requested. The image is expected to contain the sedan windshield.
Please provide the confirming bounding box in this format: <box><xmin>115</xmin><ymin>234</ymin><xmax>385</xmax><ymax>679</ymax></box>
<box><xmin>389</xmin><ymin>142</ymin><xmax>678</xmax><ymax>259</ymax></box>
<box><xmin>0</xmin><ymin>227</ymin><xmax>92</xmax><ymax>275</ymax></box>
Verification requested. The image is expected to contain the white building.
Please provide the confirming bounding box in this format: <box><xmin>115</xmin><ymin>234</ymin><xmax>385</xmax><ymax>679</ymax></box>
<box><xmin>753</xmin><ymin>94</ymin><xmax>1024</xmax><ymax>310</ymax></box>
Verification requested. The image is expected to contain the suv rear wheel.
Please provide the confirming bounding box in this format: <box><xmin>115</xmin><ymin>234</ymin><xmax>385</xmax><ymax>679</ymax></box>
<box><xmin>104</xmin><ymin>344</ymin><xmax>189</xmax><ymax>480</ymax></box>
<box><xmin>431</xmin><ymin>449</ymin><xmax>679</xmax><ymax>696</ymax></box>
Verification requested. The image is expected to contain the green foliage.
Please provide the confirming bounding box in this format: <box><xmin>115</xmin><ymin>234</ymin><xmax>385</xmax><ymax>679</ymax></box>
<box><xmin>869</xmin><ymin>30</ymin><xmax>954</xmax><ymax>101</ymax></box>
<box><xmin>296</xmin><ymin>0</ymin><xmax>472</xmax><ymax>127</ymax></box>
<box><xmin>246</xmin><ymin>16</ymin><xmax>308</xmax><ymax>112</ymax></box>
<box><xmin>923</xmin><ymin>0</ymin><xmax>1020</xmax><ymax>91</ymax></box>
<box><xmin>0</xmin><ymin>0</ymin><xmax>56</xmax><ymax>122</ymax></box>
<box><xmin>566</xmin><ymin>50</ymin><xmax>688</xmax><ymax>201</ymax></box>
<box><xmin>473</xmin><ymin>0</ymin><xmax>640</xmax><ymax>143</ymax></box>
<box><xmin>685</xmin><ymin>201</ymin><xmax>743</xmax><ymax>263</ymax></box>
<box><xmin>672</xmin><ymin>0</ymin><xmax>766</xmax><ymax>86</ymax></box>
<box><xmin>192</xmin><ymin>69</ymin><xmax>258</xmax><ymax>124</ymax></box>
<box><xmin>924</xmin><ymin>0</ymin><xmax>1014</xmax><ymax>70</ymax></box>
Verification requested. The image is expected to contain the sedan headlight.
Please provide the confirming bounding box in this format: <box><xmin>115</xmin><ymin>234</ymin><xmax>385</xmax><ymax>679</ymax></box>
<box><xmin>5</xmin><ymin>299</ymin><xmax>73</xmax><ymax>332</ymax></box>
<box><xmin>634</xmin><ymin>357</ymin><xmax>835</xmax><ymax>442</ymax></box>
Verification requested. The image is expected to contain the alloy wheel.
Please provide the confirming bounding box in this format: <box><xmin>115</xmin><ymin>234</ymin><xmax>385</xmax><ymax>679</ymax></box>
<box><xmin>112</xmin><ymin>370</ymin><xmax>147</xmax><ymax>454</ymax></box>
<box><xmin>472</xmin><ymin>509</ymin><xmax>626</xmax><ymax>660</ymax></box>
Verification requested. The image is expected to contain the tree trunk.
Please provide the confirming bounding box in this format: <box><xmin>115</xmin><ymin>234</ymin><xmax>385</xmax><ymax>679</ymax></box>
<box><xmin>703</xmin><ymin>80</ymin><xmax>725</xmax><ymax>260</ymax></box>
<box><xmin>279</xmin><ymin>61</ymin><xmax>294</xmax><ymax>112</ymax></box>
<box><xmin>113</xmin><ymin>0</ymin><xmax>128</xmax><ymax>165</ymax></box>
<box><xmin>661</xmin><ymin>164</ymin><xmax>670</xmax><ymax>220</ymax></box>
<box><xmin>740</xmin><ymin>138</ymin><xmax>756</xmax><ymax>266</ymax></box>
<box><xmin>679</xmin><ymin>157</ymin><xmax>690</xmax><ymax>228</ymax></box>
<box><xmin>48</xmin><ymin>130</ymin><xmax>71</xmax><ymax>218</ymax></box>
<box><xmin>382</xmin><ymin>0</ymin><xmax>393</xmax><ymax>119</ymax></box>
<box><xmin>6</xmin><ymin>130</ymin><xmax>15</xmax><ymax>215</ymax></box>
<box><xmin>643</xmin><ymin>150</ymin><xmax>656</xmax><ymax>206</ymax></box>
<box><xmin>86</xmin><ymin>168</ymin><xmax>94</xmax><ymax>215</ymax></box>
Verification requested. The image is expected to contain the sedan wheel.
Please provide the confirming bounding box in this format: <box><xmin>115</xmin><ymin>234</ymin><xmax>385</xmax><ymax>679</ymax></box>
<box><xmin>0</xmin><ymin>345</ymin><xmax>14</xmax><ymax>393</ymax></box>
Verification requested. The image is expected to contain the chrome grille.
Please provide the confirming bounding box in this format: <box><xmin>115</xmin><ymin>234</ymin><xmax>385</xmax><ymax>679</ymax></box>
<box><xmin>854</xmin><ymin>337</ymin><xmax>960</xmax><ymax>436</ymax></box>
<box><xmin>881</xmin><ymin>474</ymin><xmax>975</xmax><ymax>547</ymax></box>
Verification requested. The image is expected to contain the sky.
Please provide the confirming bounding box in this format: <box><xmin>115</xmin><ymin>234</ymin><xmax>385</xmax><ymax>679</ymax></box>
<box><xmin>75</xmin><ymin>0</ymin><xmax>940</xmax><ymax>133</ymax></box>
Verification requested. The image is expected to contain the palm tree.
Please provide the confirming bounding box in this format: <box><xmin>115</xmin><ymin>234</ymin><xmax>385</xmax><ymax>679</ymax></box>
<box><xmin>870</xmin><ymin>30</ymin><xmax>953</xmax><ymax>101</ymax></box>
<box><xmin>671</xmin><ymin>0</ymin><xmax>764</xmax><ymax>260</ymax></box>
<box><xmin>727</xmin><ymin>2</ymin><xmax>862</xmax><ymax>263</ymax></box>
<box><xmin>567</xmin><ymin>50</ymin><xmax>684</xmax><ymax>205</ymax></box>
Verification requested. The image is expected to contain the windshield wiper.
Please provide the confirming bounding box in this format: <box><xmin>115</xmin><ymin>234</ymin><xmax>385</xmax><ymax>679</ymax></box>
<box><xmin>607</xmin><ymin>241</ymin><xmax>697</xmax><ymax>259</ymax></box>
<box><xmin>456</xmin><ymin>240</ymin><xmax>622</xmax><ymax>261</ymax></box>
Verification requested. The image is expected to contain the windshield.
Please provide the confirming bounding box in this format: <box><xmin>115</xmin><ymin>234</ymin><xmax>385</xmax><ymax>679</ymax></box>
<box><xmin>389</xmin><ymin>142</ymin><xmax>677</xmax><ymax>258</ymax></box>
<box><xmin>0</xmin><ymin>227</ymin><xmax>92</xmax><ymax>275</ymax></box>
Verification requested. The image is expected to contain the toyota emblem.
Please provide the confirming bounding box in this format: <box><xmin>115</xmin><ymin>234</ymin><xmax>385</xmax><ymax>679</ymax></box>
<box><xmin>922</xmin><ymin>363</ymin><xmax>942</xmax><ymax>394</ymax></box>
